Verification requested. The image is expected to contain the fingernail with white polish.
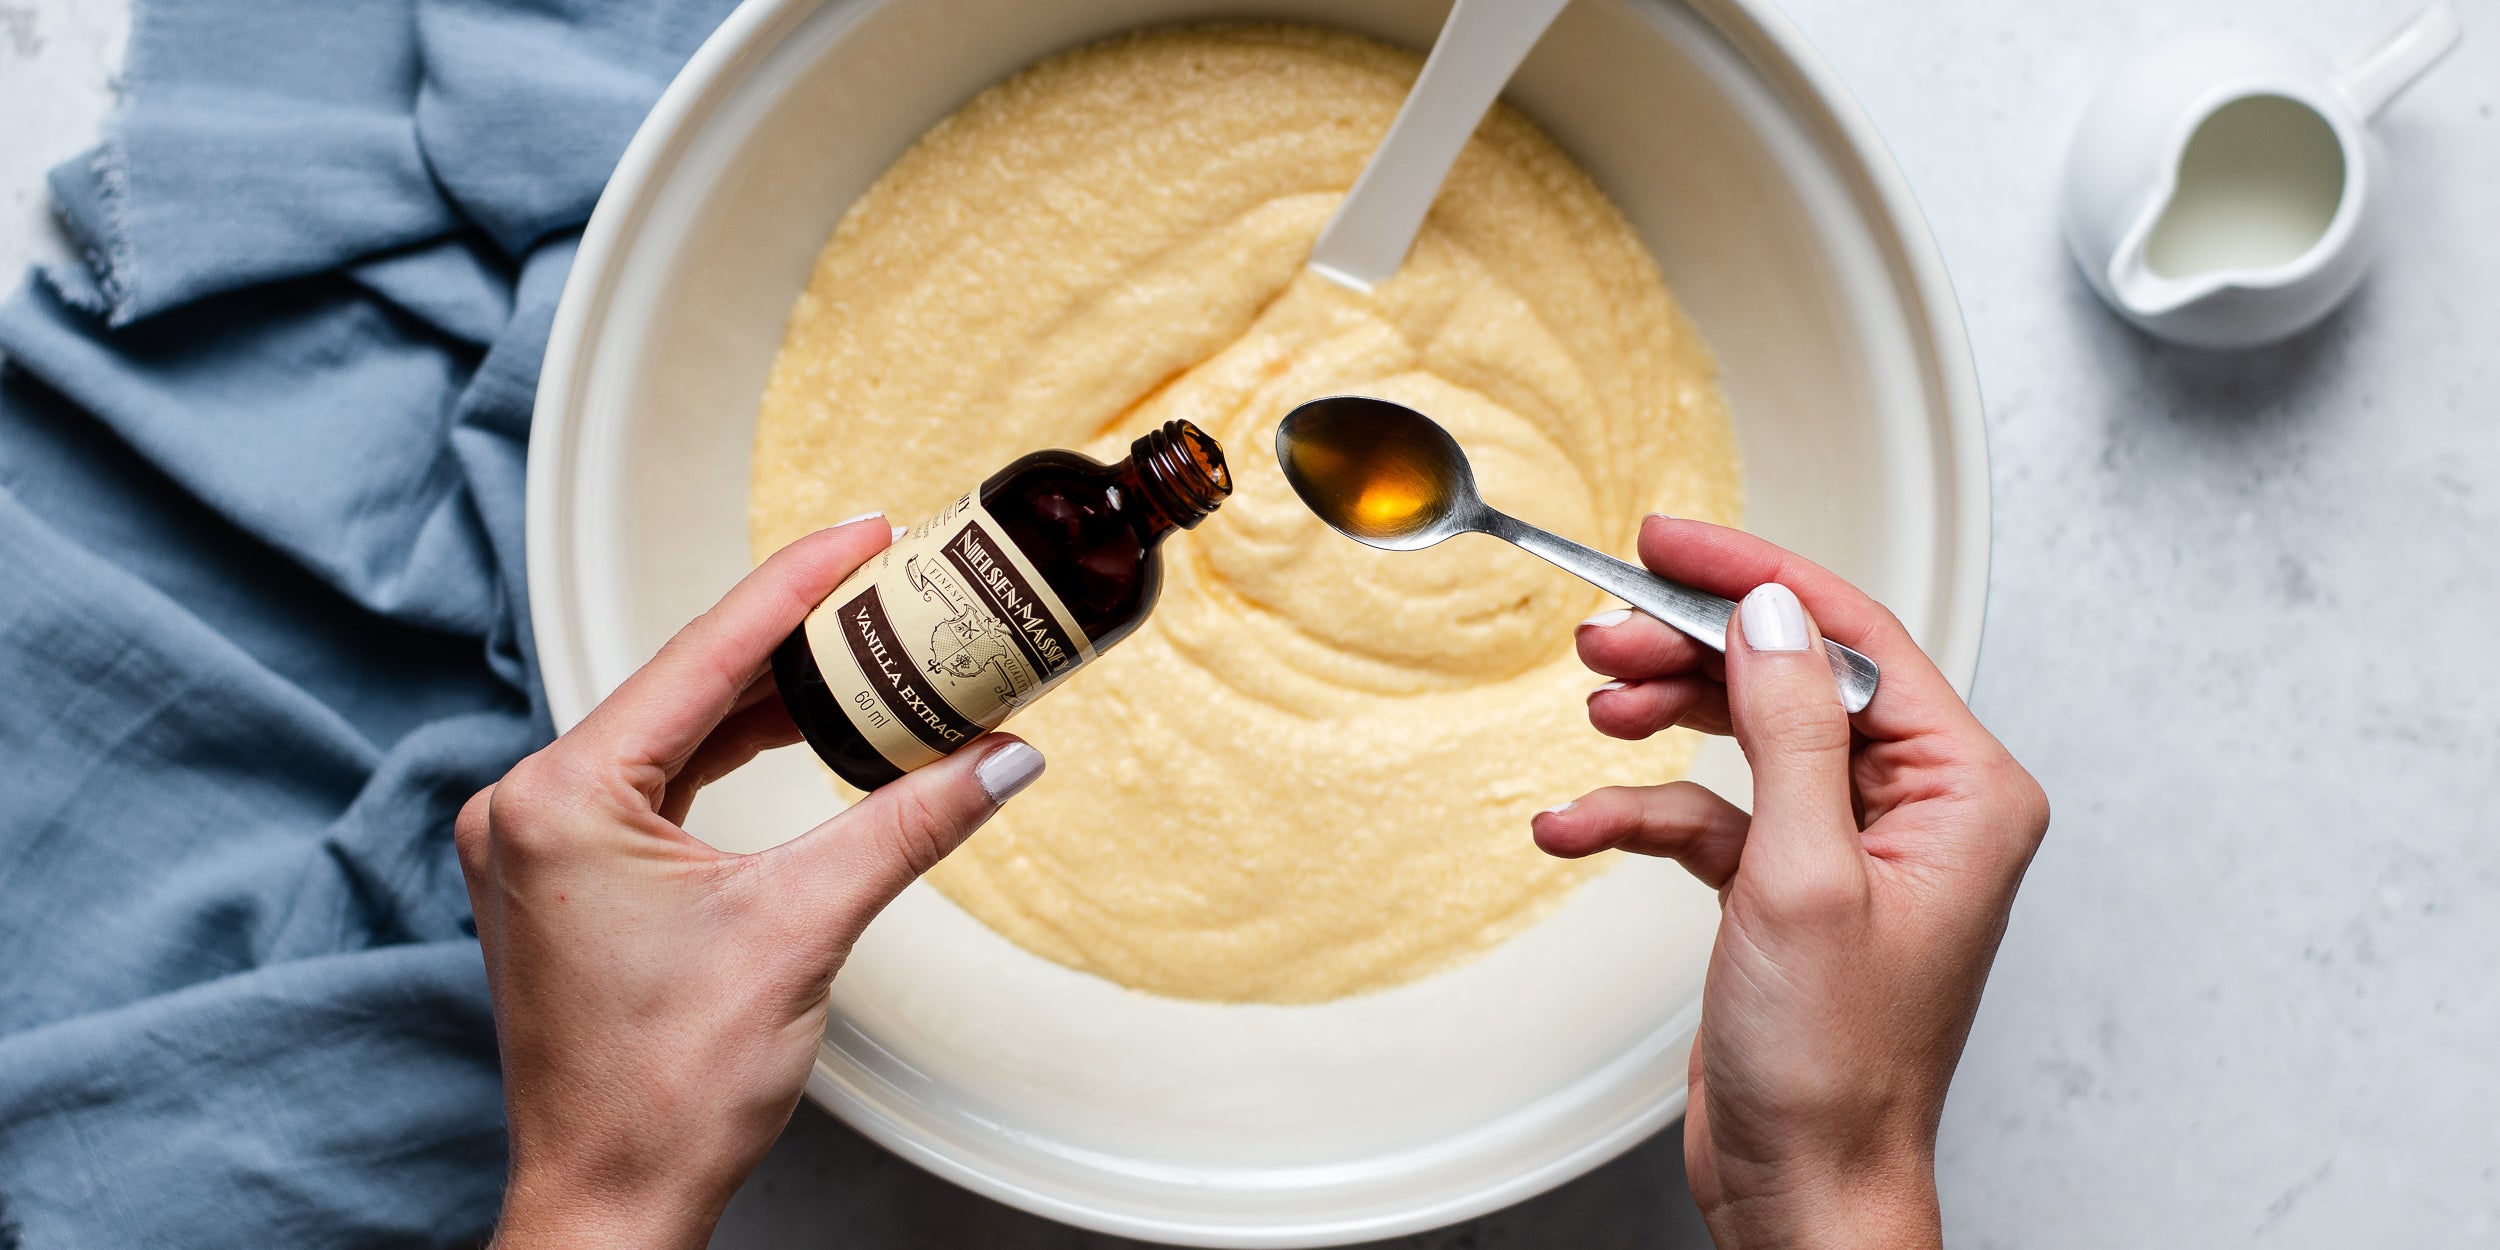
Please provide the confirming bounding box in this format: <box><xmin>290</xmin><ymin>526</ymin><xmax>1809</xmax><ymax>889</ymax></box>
<box><xmin>1591</xmin><ymin>680</ymin><xmax>1629</xmax><ymax>695</ymax></box>
<box><xmin>1580</xmin><ymin>608</ymin><xmax>1634</xmax><ymax>629</ymax></box>
<box><xmin>1539</xmin><ymin>800</ymin><xmax>1576</xmax><ymax>816</ymax></box>
<box><xmin>835</xmin><ymin>510</ymin><xmax>886</xmax><ymax>528</ymax></box>
<box><xmin>891</xmin><ymin>524</ymin><xmax>908</xmax><ymax>542</ymax></box>
<box><xmin>1739</xmin><ymin>582</ymin><xmax>1810</xmax><ymax>652</ymax></box>
<box><xmin>975</xmin><ymin>741</ymin><xmax>1046</xmax><ymax>805</ymax></box>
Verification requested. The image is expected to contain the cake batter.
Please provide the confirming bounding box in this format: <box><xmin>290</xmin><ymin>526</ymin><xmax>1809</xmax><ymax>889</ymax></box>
<box><xmin>750</xmin><ymin>24</ymin><xmax>1740</xmax><ymax>1002</ymax></box>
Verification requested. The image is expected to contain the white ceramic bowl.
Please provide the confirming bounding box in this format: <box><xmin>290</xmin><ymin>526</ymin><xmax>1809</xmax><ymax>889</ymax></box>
<box><xmin>527</xmin><ymin>0</ymin><xmax>1986</xmax><ymax>1243</ymax></box>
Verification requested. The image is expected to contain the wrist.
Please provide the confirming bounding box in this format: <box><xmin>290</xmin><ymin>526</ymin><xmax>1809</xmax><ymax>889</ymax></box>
<box><xmin>489</xmin><ymin>1159</ymin><xmax>731</xmax><ymax>1250</ymax></box>
<box><xmin>1702</xmin><ymin>1147</ymin><xmax>1941</xmax><ymax>1250</ymax></box>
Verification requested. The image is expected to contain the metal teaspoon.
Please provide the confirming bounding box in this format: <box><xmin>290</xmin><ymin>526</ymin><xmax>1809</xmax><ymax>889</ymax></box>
<box><xmin>1274</xmin><ymin>395</ymin><xmax>1879</xmax><ymax>713</ymax></box>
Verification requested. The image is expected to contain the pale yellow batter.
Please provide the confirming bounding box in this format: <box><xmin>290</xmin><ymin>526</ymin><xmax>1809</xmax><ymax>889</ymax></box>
<box><xmin>750</xmin><ymin>25</ymin><xmax>1740</xmax><ymax>1003</ymax></box>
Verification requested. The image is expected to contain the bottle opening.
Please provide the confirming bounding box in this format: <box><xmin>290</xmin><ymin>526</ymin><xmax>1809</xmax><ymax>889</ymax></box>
<box><xmin>1131</xmin><ymin>419</ymin><xmax>1232</xmax><ymax>528</ymax></box>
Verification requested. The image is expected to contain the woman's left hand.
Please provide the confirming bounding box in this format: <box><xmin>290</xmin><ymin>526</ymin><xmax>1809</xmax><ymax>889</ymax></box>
<box><xmin>455</xmin><ymin>515</ymin><xmax>1045</xmax><ymax>1249</ymax></box>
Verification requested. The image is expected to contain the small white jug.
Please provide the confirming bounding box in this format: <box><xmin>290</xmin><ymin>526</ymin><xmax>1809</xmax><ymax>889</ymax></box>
<box><xmin>2062</xmin><ymin>2</ymin><xmax>2461</xmax><ymax>349</ymax></box>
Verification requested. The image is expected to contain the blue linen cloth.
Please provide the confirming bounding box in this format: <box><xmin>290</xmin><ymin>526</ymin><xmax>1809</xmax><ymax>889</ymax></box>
<box><xmin>0</xmin><ymin>0</ymin><xmax>738</xmax><ymax>1244</ymax></box>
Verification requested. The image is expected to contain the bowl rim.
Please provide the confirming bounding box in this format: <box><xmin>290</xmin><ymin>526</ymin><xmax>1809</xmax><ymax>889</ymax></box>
<box><xmin>526</xmin><ymin>0</ymin><xmax>1989</xmax><ymax>1240</ymax></box>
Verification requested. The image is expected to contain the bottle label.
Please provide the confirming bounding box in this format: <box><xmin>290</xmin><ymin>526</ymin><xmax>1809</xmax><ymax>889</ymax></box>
<box><xmin>801</xmin><ymin>493</ymin><xmax>1097</xmax><ymax>772</ymax></box>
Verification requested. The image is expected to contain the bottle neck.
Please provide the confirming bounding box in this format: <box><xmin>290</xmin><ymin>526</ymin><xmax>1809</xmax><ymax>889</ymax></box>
<box><xmin>1120</xmin><ymin>419</ymin><xmax>1231</xmax><ymax>538</ymax></box>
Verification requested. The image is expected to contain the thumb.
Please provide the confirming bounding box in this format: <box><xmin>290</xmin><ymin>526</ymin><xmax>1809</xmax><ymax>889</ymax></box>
<box><xmin>1724</xmin><ymin>583</ymin><xmax>1860</xmax><ymax>885</ymax></box>
<box><xmin>766</xmin><ymin>735</ymin><xmax>1046</xmax><ymax>958</ymax></box>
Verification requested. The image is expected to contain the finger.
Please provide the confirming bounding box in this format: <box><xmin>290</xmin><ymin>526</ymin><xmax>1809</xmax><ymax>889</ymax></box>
<box><xmin>1585</xmin><ymin>676</ymin><xmax>1731</xmax><ymax>739</ymax></box>
<box><xmin>767</xmin><ymin>735</ymin><xmax>1045</xmax><ymax>960</ymax></box>
<box><xmin>1575</xmin><ymin>608</ymin><xmax>1717</xmax><ymax>681</ymax></box>
<box><xmin>1723</xmin><ymin>582</ymin><xmax>1862</xmax><ymax>882</ymax></box>
<box><xmin>570</xmin><ymin>514</ymin><xmax>892</xmax><ymax>770</ymax></box>
<box><xmin>1532</xmin><ymin>781</ymin><xmax>1750</xmax><ymax>890</ymax></box>
<box><xmin>1633</xmin><ymin>516</ymin><xmax>1968</xmax><ymax>742</ymax></box>
<box><xmin>664</xmin><ymin>662</ymin><xmax>788</xmax><ymax>787</ymax></box>
<box><xmin>725</xmin><ymin>665</ymin><xmax>787</xmax><ymax>719</ymax></box>
<box><xmin>656</xmin><ymin>694</ymin><xmax>804</xmax><ymax>827</ymax></box>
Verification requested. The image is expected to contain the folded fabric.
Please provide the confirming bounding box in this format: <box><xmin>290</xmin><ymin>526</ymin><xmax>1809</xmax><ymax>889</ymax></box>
<box><xmin>0</xmin><ymin>0</ymin><xmax>739</xmax><ymax>1244</ymax></box>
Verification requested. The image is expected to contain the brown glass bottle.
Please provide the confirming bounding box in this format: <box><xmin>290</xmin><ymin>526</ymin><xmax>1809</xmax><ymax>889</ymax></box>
<box><xmin>772</xmin><ymin>419</ymin><xmax>1231</xmax><ymax>789</ymax></box>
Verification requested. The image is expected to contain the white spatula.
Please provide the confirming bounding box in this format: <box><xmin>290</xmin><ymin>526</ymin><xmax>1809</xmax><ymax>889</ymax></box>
<box><xmin>1306</xmin><ymin>0</ymin><xmax>1575</xmax><ymax>292</ymax></box>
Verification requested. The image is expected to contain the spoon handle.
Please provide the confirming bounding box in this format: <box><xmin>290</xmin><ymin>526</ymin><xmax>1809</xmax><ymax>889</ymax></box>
<box><xmin>1487</xmin><ymin>516</ymin><xmax>1879</xmax><ymax>713</ymax></box>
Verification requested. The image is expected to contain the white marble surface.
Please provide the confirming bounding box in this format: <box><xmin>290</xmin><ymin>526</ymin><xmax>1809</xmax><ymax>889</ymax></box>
<box><xmin>4</xmin><ymin>0</ymin><xmax>2496</xmax><ymax>1245</ymax></box>
<box><xmin>0</xmin><ymin>0</ymin><xmax>123</xmax><ymax>283</ymax></box>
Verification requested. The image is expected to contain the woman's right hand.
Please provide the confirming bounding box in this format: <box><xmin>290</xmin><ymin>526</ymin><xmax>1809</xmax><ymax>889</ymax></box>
<box><xmin>1532</xmin><ymin>516</ymin><xmax>2049</xmax><ymax>1249</ymax></box>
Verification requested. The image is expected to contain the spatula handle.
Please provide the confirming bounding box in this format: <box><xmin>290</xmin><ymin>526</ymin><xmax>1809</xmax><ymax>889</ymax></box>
<box><xmin>1305</xmin><ymin>0</ymin><xmax>1574</xmax><ymax>290</ymax></box>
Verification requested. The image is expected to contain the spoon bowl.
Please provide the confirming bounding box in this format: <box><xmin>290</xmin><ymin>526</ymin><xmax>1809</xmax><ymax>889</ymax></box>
<box><xmin>1275</xmin><ymin>395</ymin><xmax>1480</xmax><ymax>548</ymax></box>
<box><xmin>1276</xmin><ymin>395</ymin><xmax>1880</xmax><ymax>713</ymax></box>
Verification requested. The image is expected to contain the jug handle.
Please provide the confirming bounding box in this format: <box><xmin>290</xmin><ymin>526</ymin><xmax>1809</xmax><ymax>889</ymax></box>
<box><xmin>2332</xmin><ymin>0</ymin><xmax>2462</xmax><ymax>120</ymax></box>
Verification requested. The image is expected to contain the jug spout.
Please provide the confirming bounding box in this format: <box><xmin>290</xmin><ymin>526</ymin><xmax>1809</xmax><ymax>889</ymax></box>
<box><xmin>2332</xmin><ymin>0</ymin><xmax>2462</xmax><ymax>119</ymax></box>
<box><xmin>2106</xmin><ymin>238</ymin><xmax>2206</xmax><ymax>320</ymax></box>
